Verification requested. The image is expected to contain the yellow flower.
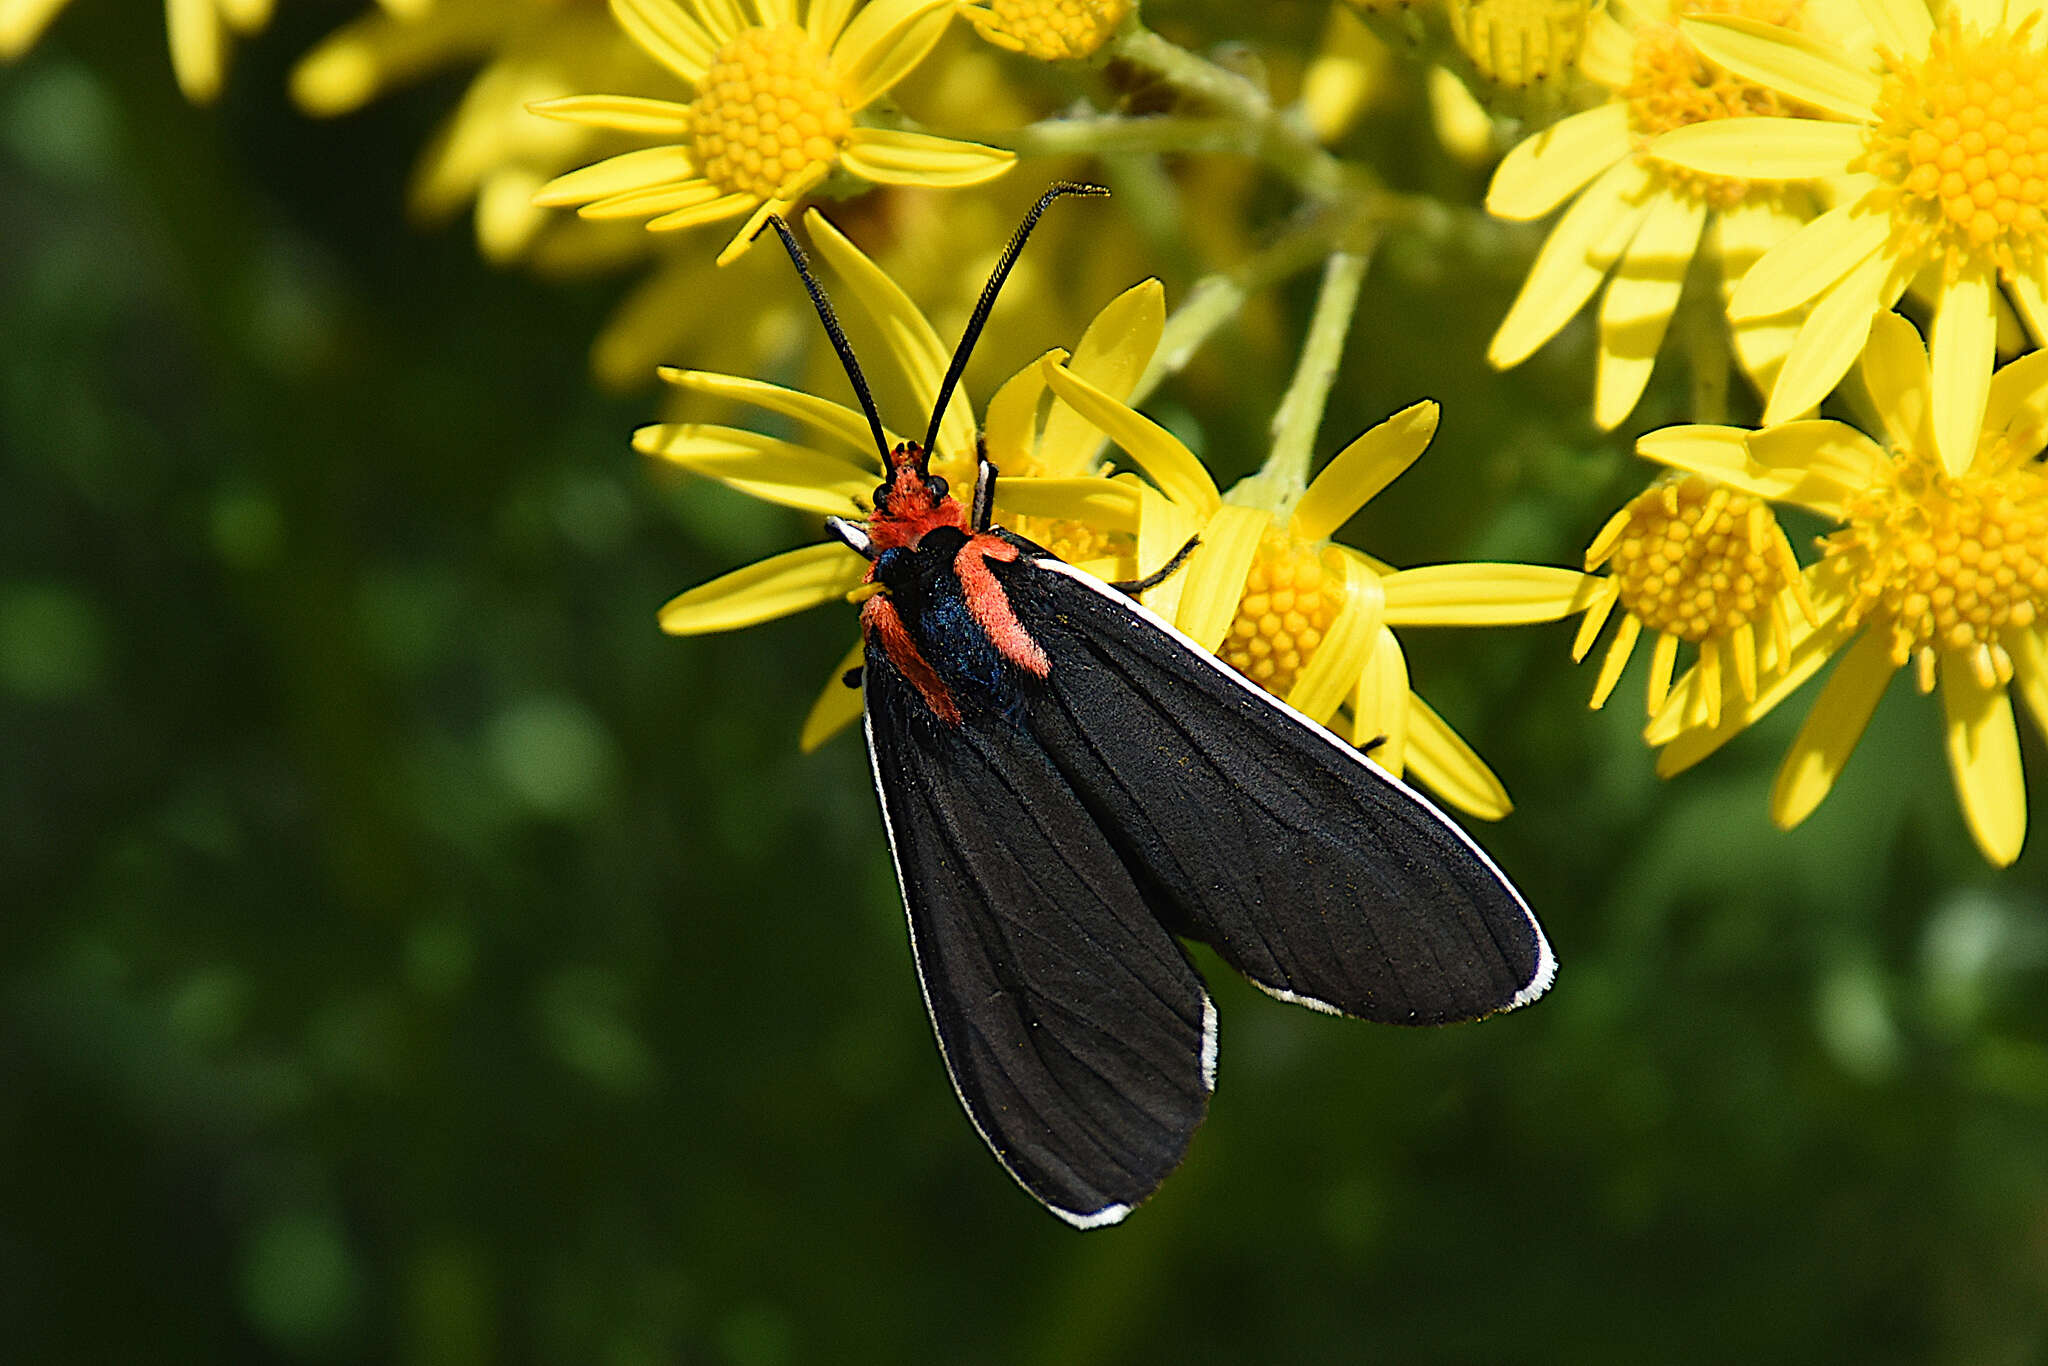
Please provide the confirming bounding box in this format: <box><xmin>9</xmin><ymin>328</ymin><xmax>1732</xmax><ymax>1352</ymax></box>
<box><xmin>1038</xmin><ymin>362</ymin><xmax>1591</xmax><ymax>820</ymax></box>
<box><xmin>1639</xmin><ymin>312</ymin><xmax>2048</xmax><ymax>866</ymax></box>
<box><xmin>1652</xmin><ymin>0</ymin><xmax>2048</xmax><ymax>473</ymax></box>
<box><xmin>1</xmin><ymin>0</ymin><xmax>278</xmax><ymax>103</ymax></box>
<box><xmin>292</xmin><ymin>0</ymin><xmax>668</xmax><ymax>268</ymax></box>
<box><xmin>646</xmin><ymin>210</ymin><xmax>1161</xmax><ymax>746</ymax></box>
<box><xmin>1485</xmin><ymin>0</ymin><xmax>1868</xmax><ymax>429</ymax></box>
<box><xmin>531</xmin><ymin>0</ymin><xmax>1015</xmax><ymax>265</ymax></box>
<box><xmin>962</xmin><ymin>0</ymin><xmax>1131</xmax><ymax>62</ymax></box>
<box><xmin>1572</xmin><ymin>473</ymin><xmax>1817</xmax><ymax>722</ymax></box>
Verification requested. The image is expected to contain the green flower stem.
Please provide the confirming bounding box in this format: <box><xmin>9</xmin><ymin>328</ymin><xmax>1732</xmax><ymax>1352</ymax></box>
<box><xmin>1250</xmin><ymin>248</ymin><xmax>1370</xmax><ymax>509</ymax></box>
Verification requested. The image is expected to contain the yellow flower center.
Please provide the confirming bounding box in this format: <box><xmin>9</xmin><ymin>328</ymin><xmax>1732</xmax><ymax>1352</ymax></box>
<box><xmin>1624</xmin><ymin>0</ymin><xmax>1801</xmax><ymax>209</ymax></box>
<box><xmin>1221</xmin><ymin>532</ymin><xmax>1350</xmax><ymax>696</ymax></box>
<box><xmin>980</xmin><ymin>0</ymin><xmax>1131</xmax><ymax>61</ymax></box>
<box><xmin>1860</xmin><ymin>18</ymin><xmax>2048</xmax><ymax>279</ymax></box>
<box><xmin>1826</xmin><ymin>442</ymin><xmax>2048</xmax><ymax>688</ymax></box>
<box><xmin>1595</xmin><ymin>476</ymin><xmax>1802</xmax><ymax>641</ymax></box>
<box><xmin>689</xmin><ymin>26</ymin><xmax>852</xmax><ymax>201</ymax></box>
<box><xmin>1446</xmin><ymin>0</ymin><xmax>1594</xmax><ymax>87</ymax></box>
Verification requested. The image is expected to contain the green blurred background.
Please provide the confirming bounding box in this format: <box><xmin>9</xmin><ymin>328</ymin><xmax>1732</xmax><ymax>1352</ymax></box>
<box><xmin>5</xmin><ymin>5</ymin><xmax>2047</xmax><ymax>1363</ymax></box>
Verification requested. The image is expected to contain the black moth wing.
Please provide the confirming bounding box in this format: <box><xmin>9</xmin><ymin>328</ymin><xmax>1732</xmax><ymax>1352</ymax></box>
<box><xmin>993</xmin><ymin>548</ymin><xmax>1554</xmax><ymax>1026</ymax></box>
<box><xmin>861</xmin><ymin>645</ymin><xmax>1217</xmax><ymax>1228</ymax></box>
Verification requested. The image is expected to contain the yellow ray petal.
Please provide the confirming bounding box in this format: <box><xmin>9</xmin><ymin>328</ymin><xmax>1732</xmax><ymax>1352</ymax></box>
<box><xmin>983</xmin><ymin>354</ymin><xmax>1050</xmax><ymax>465</ymax></box>
<box><xmin>1769</xmin><ymin>625</ymin><xmax>1896</xmax><ymax>829</ymax></box>
<box><xmin>1379</xmin><ymin>564</ymin><xmax>1590</xmax><ymax>625</ymax></box>
<box><xmin>1571</xmin><ymin>578</ymin><xmax>1622</xmax><ymax>661</ymax></box>
<box><xmin>1485</xmin><ymin>103</ymin><xmax>1632</xmax><ymax>221</ymax></box>
<box><xmin>658</xmin><ymin>543</ymin><xmax>868</xmax><ymax>634</ymax></box>
<box><xmin>1404</xmin><ymin>691</ymin><xmax>1512</xmax><ymax>820</ymax></box>
<box><xmin>1983</xmin><ymin>347</ymin><xmax>2048</xmax><ymax>452</ymax></box>
<box><xmin>634</xmin><ymin>423</ymin><xmax>872</xmax><ymax>514</ymax></box>
<box><xmin>1173</xmin><ymin>505</ymin><xmax>1270</xmax><ymax>652</ymax></box>
<box><xmin>1940</xmin><ymin>649</ymin><xmax>2028</xmax><ymax>866</ymax></box>
<box><xmin>800</xmin><ymin>640</ymin><xmax>867</xmax><ymax>752</ymax></box>
<box><xmin>583</xmin><ymin>182</ymin><xmax>729</xmax><ymax>221</ymax></box>
<box><xmin>1038</xmin><ymin>280</ymin><xmax>1165</xmax><ymax>474</ymax></box>
<box><xmin>1284</xmin><ymin>555</ymin><xmax>1386</xmax><ymax>725</ymax></box>
<box><xmin>1591</xmin><ymin>613</ymin><xmax>1642</xmax><ymax>707</ymax></box>
<box><xmin>833</xmin><ymin>0</ymin><xmax>956</xmax><ymax>109</ymax></box>
<box><xmin>1647</xmin><ymin>630</ymin><xmax>1681</xmax><ymax>715</ymax></box>
<box><xmin>1352</xmin><ymin>626</ymin><xmax>1411</xmax><ymax>769</ymax></box>
<box><xmin>1929</xmin><ymin>265</ymin><xmax>1998</xmax><ymax>477</ymax></box>
<box><xmin>1856</xmin><ymin>0</ymin><xmax>1933</xmax><ymax>54</ymax></box>
<box><xmin>840</xmin><ymin>128</ymin><xmax>1016</xmax><ymax>187</ymax></box>
<box><xmin>1650</xmin><ymin>117</ymin><xmax>1866</xmax><ymax>182</ymax></box>
<box><xmin>528</xmin><ymin>94</ymin><xmax>695</xmax><ymax>136</ymax></box>
<box><xmin>1580</xmin><ymin>9</ymin><xmax>1634</xmax><ymax>86</ymax></box>
<box><xmin>0</xmin><ymin>0</ymin><xmax>69</xmax><ymax>56</ymax></box>
<box><xmin>1131</xmin><ymin>479</ymin><xmax>1201</xmax><ymax>621</ymax></box>
<box><xmin>1038</xmin><ymin>359</ymin><xmax>1222</xmax><ymax>517</ymax></box>
<box><xmin>1595</xmin><ymin>191</ymin><xmax>1708</xmax><ymax>429</ymax></box>
<box><xmin>1289</xmin><ymin>400</ymin><xmax>1439</xmax><ymax>543</ymax></box>
<box><xmin>166</xmin><ymin>0</ymin><xmax>225</xmax><ymax>103</ymax></box>
<box><xmin>1680</xmin><ymin>16</ymin><xmax>1883</xmax><ymax>119</ymax></box>
<box><xmin>1488</xmin><ymin>158</ymin><xmax>1656</xmax><ymax>369</ymax></box>
<box><xmin>1743</xmin><ymin>419</ymin><xmax>1884</xmax><ymax>516</ymax></box>
<box><xmin>1715</xmin><ymin>195</ymin><xmax>1812</xmax><ymax>391</ymax></box>
<box><xmin>1763</xmin><ymin>248</ymin><xmax>1902</xmax><ymax>423</ymax></box>
<box><xmin>1857</xmin><ymin>310</ymin><xmax>1932</xmax><ymax>453</ymax></box>
<box><xmin>657</xmin><ymin>368</ymin><xmax>897</xmax><ymax>463</ymax></box>
<box><xmin>807</xmin><ymin>0</ymin><xmax>859</xmax><ymax>47</ymax></box>
<box><xmin>534</xmin><ymin>147</ymin><xmax>699</xmax><ymax>206</ymax></box>
<box><xmin>1729</xmin><ymin>199</ymin><xmax>1889</xmax><ymax>320</ymax></box>
<box><xmin>610</xmin><ymin>0</ymin><xmax>717</xmax><ymax>82</ymax></box>
<box><xmin>2011</xmin><ymin>628</ymin><xmax>2048</xmax><ymax>737</ymax></box>
<box><xmin>2005</xmin><ymin>263</ymin><xmax>2048</xmax><ymax>343</ymax></box>
<box><xmin>990</xmin><ymin>476</ymin><xmax>1140</xmax><ymax>531</ymax></box>
<box><xmin>650</xmin><ymin>191</ymin><xmax>757</xmax><ymax>234</ymax></box>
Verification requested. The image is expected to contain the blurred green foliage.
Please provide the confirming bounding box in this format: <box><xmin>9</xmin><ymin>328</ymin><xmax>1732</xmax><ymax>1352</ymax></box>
<box><xmin>3</xmin><ymin>5</ymin><xmax>2046</xmax><ymax>1364</ymax></box>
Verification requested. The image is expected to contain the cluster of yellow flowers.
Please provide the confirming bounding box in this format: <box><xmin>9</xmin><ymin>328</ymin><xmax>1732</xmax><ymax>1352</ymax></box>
<box><xmin>8</xmin><ymin>0</ymin><xmax>2040</xmax><ymax>865</ymax></box>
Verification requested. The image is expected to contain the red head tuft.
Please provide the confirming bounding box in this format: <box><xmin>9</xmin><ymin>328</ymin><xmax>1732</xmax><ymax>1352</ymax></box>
<box><xmin>867</xmin><ymin>441</ymin><xmax>967</xmax><ymax>552</ymax></box>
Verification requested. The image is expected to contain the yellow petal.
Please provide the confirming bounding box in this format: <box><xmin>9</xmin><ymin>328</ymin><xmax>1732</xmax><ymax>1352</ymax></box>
<box><xmin>1680</xmin><ymin>16</ymin><xmax>1882</xmax><ymax>119</ymax></box>
<box><xmin>1131</xmin><ymin>479</ymin><xmax>1202</xmax><ymax>620</ymax></box>
<box><xmin>1403</xmin><ymin>691</ymin><xmax>1512</xmax><ymax>821</ymax></box>
<box><xmin>1351</xmin><ymin>626</ymin><xmax>1411</xmax><ymax>769</ymax></box>
<box><xmin>1284</xmin><ymin>555</ymin><xmax>1385</xmax><ymax>725</ymax></box>
<box><xmin>658</xmin><ymin>543</ymin><xmax>868</xmax><ymax>634</ymax></box>
<box><xmin>534</xmin><ymin>147</ymin><xmax>698</xmax><ymax>207</ymax></box>
<box><xmin>582</xmin><ymin>182</ymin><xmax>728</xmax><ymax>221</ymax></box>
<box><xmin>1485</xmin><ymin>103</ymin><xmax>1632</xmax><ymax>221</ymax></box>
<box><xmin>805</xmin><ymin>209</ymin><xmax>975</xmax><ymax>460</ymax></box>
<box><xmin>634</xmin><ymin>423</ymin><xmax>872</xmax><ymax>514</ymax></box>
<box><xmin>2005</xmin><ymin>264</ymin><xmax>2048</xmax><ymax>343</ymax></box>
<box><xmin>1379</xmin><ymin>564</ymin><xmax>1590</xmax><ymax>625</ymax></box>
<box><xmin>1715</xmin><ymin>194</ymin><xmax>1812</xmax><ymax>392</ymax></box>
<box><xmin>800</xmin><ymin>641</ymin><xmax>867</xmax><ymax>752</ymax></box>
<box><xmin>1856</xmin><ymin>0</ymin><xmax>1933</xmax><ymax>55</ymax></box>
<box><xmin>1571</xmin><ymin>578</ymin><xmax>1622</xmax><ymax>661</ymax></box>
<box><xmin>0</xmin><ymin>0</ymin><xmax>70</xmax><ymax>57</ymax></box>
<box><xmin>166</xmin><ymin>0</ymin><xmax>225</xmax><ymax>103</ymax></box>
<box><xmin>983</xmin><ymin>353</ymin><xmax>1051</xmax><ymax>465</ymax></box>
<box><xmin>1591</xmin><ymin>613</ymin><xmax>1641</xmax><ymax>708</ymax></box>
<box><xmin>659</xmin><ymin>368</ymin><xmax>897</xmax><ymax>463</ymax></box>
<box><xmin>1038</xmin><ymin>281</ymin><xmax>1166</xmax><ymax>474</ymax></box>
<box><xmin>527</xmin><ymin>94</ymin><xmax>695</xmax><ymax>136</ymax></box>
<box><xmin>1038</xmin><ymin>359</ymin><xmax>1222</xmax><ymax>517</ymax></box>
<box><xmin>1763</xmin><ymin>248</ymin><xmax>1903</xmax><ymax>424</ymax></box>
<box><xmin>1858</xmin><ymin>310</ymin><xmax>1932</xmax><ymax>453</ymax></box>
<box><xmin>1650</xmin><ymin>117</ymin><xmax>1866</xmax><ymax>181</ymax></box>
<box><xmin>609</xmin><ymin>0</ymin><xmax>716</xmax><ymax>83</ymax></box>
<box><xmin>1595</xmin><ymin>190</ymin><xmax>1707</xmax><ymax>429</ymax></box>
<box><xmin>1579</xmin><ymin>9</ymin><xmax>1634</xmax><ymax>86</ymax></box>
<box><xmin>1769</xmin><ymin>626</ymin><xmax>1896</xmax><ymax>828</ymax></box>
<box><xmin>990</xmin><ymin>476</ymin><xmax>1140</xmax><ymax>531</ymax></box>
<box><xmin>1940</xmin><ymin>648</ymin><xmax>2028</xmax><ymax>865</ymax></box>
<box><xmin>1929</xmin><ymin>265</ymin><xmax>1998</xmax><ymax>477</ymax></box>
<box><xmin>2011</xmin><ymin>627</ymin><xmax>2048</xmax><ymax>738</ymax></box>
<box><xmin>833</xmin><ymin>0</ymin><xmax>956</xmax><ymax>109</ymax></box>
<box><xmin>1743</xmin><ymin>419</ymin><xmax>1884</xmax><ymax>516</ymax></box>
<box><xmin>1289</xmin><ymin>400</ymin><xmax>1439</xmax><ymax>542</ymax></box>
<box><xmin>1488</xmin><ymin>159</ymin><xmax>1655</xmax><ymax>368</ymax></box>
<box><xmin>807</xmin><ymin>0</ymin><xmax>859</xmax><ymax>47</ymax></box>
<box><xmin>840</xmin><ymin>128</ymin><xmax>1017</xmax><ymax>187</ymax></box>
<box><xmin>1173</xmin><ymin>505</ymin><xmax>1269</xmax><ymax>652</ymax></box>
<box><xmin>1729</xmin><ymin>199</ymin><xmax>1890</xmax><ymax>320</ymax></box>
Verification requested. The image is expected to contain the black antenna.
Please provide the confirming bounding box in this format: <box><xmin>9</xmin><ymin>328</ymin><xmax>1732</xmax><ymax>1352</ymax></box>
<box><xmin>757</xmin><ymin>215</ymin><xmax>892</xmax><ymax>468</ymax></box>
<box><xmin>923</xmin><ymin>182</ymin><xmax>1109</xmax><ymax>460</ymax></box>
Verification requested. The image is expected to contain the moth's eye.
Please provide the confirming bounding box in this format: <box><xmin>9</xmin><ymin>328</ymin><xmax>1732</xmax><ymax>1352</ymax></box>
<box><xmin>873</xmin><ymin>482</ymin><xmax>893</xmax><ymax>509</ymax></box>
<box><xmin>925</xmin><ymin>475</ymin><xmax>948</xmax><ymax>500</ymax></box>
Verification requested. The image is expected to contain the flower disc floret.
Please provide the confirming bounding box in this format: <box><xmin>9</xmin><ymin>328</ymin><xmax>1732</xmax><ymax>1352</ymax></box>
<box><xmin>1598</xmin><ymin>476</ymin><xmax>1803</xmax><ymax>641</ymax></box>
<box><xmin>1826</xmin><ymin>442</ymin><xmax>2048</xmax><ymax>688</ymax></box>
<box><xmin>689</xmin><ymin>26</ymin><xmax>852</xmax><ymax>200</ymax></box>
<box><xmin>1624</xmin><ymin>0</ymin><xmax>1801</xmax><ymax>209</ymax></box>
<box><xmin>974</xmin><ymin>0</ymin><xmax>1131</xmax><ymax>61</ymax></box>
<box><xmin>1221</xmin><ymin>532</ymin><xmax>1351</xmax><ymax>696</ymax></box>
<box><xmin>1859</xmin><ymin>18</ymin><xmax>2048</xmax><ymax>279</ymax></box>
